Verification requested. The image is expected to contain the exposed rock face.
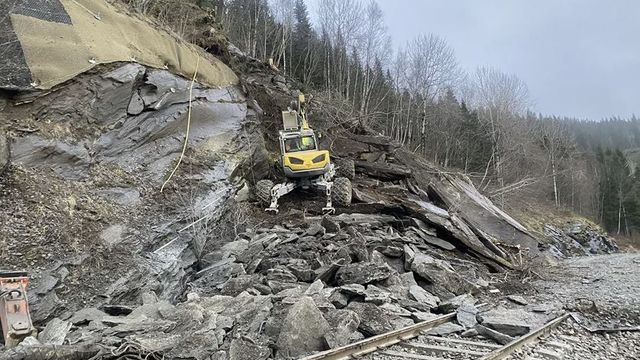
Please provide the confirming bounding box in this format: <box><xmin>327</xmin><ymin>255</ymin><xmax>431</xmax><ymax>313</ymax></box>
<box><xmin>276</xmin><ymin>297</ymin><xmax>330</xmax><ymax>358</ymax></box>
<box><xmin>11</xmin><ymin>136</ymin><xmax>91</xmax><ymax>179</ymax></box>
<box><xmin>8</xmin><ymin>64</ymin><xmax>247</xmax><ymax>183</ymax></box>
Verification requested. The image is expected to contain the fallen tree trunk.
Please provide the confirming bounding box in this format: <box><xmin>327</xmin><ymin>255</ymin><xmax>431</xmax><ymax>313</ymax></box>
<box><xmin>403</xmin><ymin>200</ymin><xmax>513</xmax><ymax>269</ymax></box>
<box><xmin>354</xmin><ymin>161</ymin><xmax>411</xmax><ymax>181</ymax></box>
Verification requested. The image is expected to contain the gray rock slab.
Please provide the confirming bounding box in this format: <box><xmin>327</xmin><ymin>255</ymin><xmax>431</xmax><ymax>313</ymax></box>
<box><xmin>38</xmin><ymin>318</ymin><xmax>71</xmax><ymax>345</ymax></box>
<box><xmin>323</xmin><ymin>309</ymin><xmax>360</xmax><ymax>349</ymax></box>
<box><xmin>438</xmin><ymin>294</ymin><xmax>476</xmax><ymax>313</ymax></box>
<box><xmin>412</xmin><ymin>312</ymin><xmax>440</xmax><ymax>323</ymax></box>
<box><xmin>335</xmin><ymin>262</ymin><xmax>392</xmax><ymax>285</ymax></box>
<box><xmin>35</xmin><ymin>274</ymin><xmax>59</xmax><ymax>295</ymax></box>
<box><xmin>276</xmin><ymin>296</ymin><xmax>330</xmax><ymax>358</ymax></box>
<box><xmin>347</xmin><ymin>302</ymin><xmax>393</xmax><ymax>336</ymax></box>
<box><xmin>68</xmin><ymin>307</ymin><xmax>109</xmax><ymax>325</ymax></box>
<box><xmin>230</xmin><ymin>338</ymin><xmax>270</xmax><ymax>360</ymax></box>
<box><xmin>475</xmin><ymin>324</ymin><xmax>515</xmax><ymax>345</ymax></box>
<box><xmin>408</xmin><ymin>285</ymin><xmax>439</xmax><ymax>308</ymax></box>
<box><xmin>507</xmin><ymin>295</ymin><xmax>528</xmax><ymax>305</ymax></box>
<box><xmin>96</xmin><ymin>187</ymin><xmax>141</xmax><ymax>207</ymax></box>
<box><xmin>340</xmin><ymin>283</ymin><xmax>366</xmax><ymax>297</ymax></box>
<box><xmin>364</xmin><ymin>285</ymin><xmax>391</xmax><ymax>305</ymax></box>
<box><xmin>456</xmin><ymin>303</ymin><xmax>479</xmax><ymax>328</ymax></box>
<box><xmin>100</xmin><ymin>224</ymin><xmax>126</xmax><ymax>248</ymax></box>
<box><xmin>426</xmin><ymin>322</ymin><xmax>465</xmax><ymax>335</ymax></box>
<box><xmin>478</xmin><ymin>307</ymin><xmax>547</xmax><ymax>337</ymax></box>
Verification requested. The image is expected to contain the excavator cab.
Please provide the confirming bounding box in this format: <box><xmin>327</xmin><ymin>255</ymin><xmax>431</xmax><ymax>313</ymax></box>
<box><xmin>253</xmin><ymin>93</ymin><xmax>352</xmax><ymax>213</ymax></box>
<box><xmin>280</xmin><ymin>129</ymin><xmax>330</xmax><ymax>178</ymax></box>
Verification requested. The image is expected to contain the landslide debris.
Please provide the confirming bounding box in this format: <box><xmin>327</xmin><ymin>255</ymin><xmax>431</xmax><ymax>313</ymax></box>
<box><xmin>0</xmin><ymin>4</ymin><xmax>625</xmax><ymax>360</ymax></box>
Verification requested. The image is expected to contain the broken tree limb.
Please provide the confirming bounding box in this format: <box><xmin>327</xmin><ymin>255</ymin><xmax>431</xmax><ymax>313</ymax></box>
<box><xmin>354</xmin><ymin>161</ymin><xmax>411</xmax><ymax>181</ymax></box>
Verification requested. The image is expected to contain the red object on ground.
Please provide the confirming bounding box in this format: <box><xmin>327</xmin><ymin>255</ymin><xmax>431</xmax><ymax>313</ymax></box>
<box><xmin>0</xmin><ymin>271</ymin><xmax>37</xmax><ymax>348</ymax></box>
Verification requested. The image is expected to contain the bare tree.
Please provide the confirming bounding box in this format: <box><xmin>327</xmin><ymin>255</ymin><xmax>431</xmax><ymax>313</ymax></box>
<box><xmin>472</xmin><ymin>66</ymin><xmax>530</xmax><ymax>203</ymax></box>
<box><xmin>404</xmin><ymin>34</ymin><xmax>460</xmax><ymax>155</ymax></box>
<box><xmin>317</xmin><ymin>0</ymin><xmax>365</xmax><ymax>96</ymax></box>
<box><xmin>270</xmin><ymin>0</ymin><xmax>295</xmax><ymax>74</ymax></box>
<box><xmin>358</xmin><ymin>0</ymin><xmax>390</xmax><ymax>116</ymax></box>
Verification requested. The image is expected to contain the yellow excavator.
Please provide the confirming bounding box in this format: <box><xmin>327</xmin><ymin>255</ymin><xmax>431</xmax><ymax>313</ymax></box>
<box><xmin>254</xmin><ymin>93</ymin><xmax>352</xmax><ymax>213</ymax></box>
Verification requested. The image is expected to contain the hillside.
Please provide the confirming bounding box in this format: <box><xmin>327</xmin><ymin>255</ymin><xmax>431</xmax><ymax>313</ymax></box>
<box><xmin>0</xmin><ymin>1</ymin><xmax>635</xmax><ymax>359</ymax></box>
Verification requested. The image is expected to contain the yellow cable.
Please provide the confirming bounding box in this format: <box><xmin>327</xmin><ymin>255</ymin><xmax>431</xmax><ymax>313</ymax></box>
<box><xmin>161</xmin><ymin>56</ymin><xmax>200</xmax><ymax>192</ymax></box>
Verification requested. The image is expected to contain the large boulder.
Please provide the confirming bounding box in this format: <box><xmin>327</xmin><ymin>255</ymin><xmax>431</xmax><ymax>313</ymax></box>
<box><xmin>335</xmin><ymin>262</ymin><xmax>393</xmax><ymax>285</ymax></box>
<box><xmin>410</xmin><ymin>253</ymin><xmax>472</xmax><ymax>295</ymax></box>
<box><xmin>347</xmin><ymin>302</ymin><xmax>392</xmax><ymax>336</ymax></box>
<box><xmin>276</xmin><ymin>297</ymin><xmax>330</xmax><ymax>358</ymax></box>
<box><xmin>323</xmin><ymin>309</ymin><xmax>360</xmax><ymax>349</ymax></box>
<box><xmin>477</xmin><ymin>307</ymin><xmax>548</xmax><ymax>337</ymax></box>
<box><xmin>408</xmin><ymin>285</ymin><xmax>439</xmax><ymax>308</ymax></box>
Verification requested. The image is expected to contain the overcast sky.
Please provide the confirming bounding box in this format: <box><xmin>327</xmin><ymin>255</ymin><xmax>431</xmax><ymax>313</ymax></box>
<box><xmin>311</xmin><ymin>0</ymin><xmax>639</xmax><ymax>120</ymax></box>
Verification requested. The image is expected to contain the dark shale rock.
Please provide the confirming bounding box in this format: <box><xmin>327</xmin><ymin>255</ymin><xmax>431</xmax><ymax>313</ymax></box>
<box><xmin>38</xmin><ymin>318</ymin><xmax>71</xmax><ymax>345</ymax></box>
<box><xmin>335</xmin><ymin>262</ymin><xmax>392</xmax><ymax>286</ymax></box>
<box><xmin>475</xmin><ymin>324</ymin><xmax>515</xmax><ymax>345</ymax></box>
<box><xmin>347</xmin><ymin>302</ymin><xmax>393</xmax><ymax>336</ymax></box>
<box><xmin>321</xmin><ymin>216</ymin><xmax>341</xmax><ymax>233</ymax></box>
<box><xmin>328</xmin><ymin>290</ymin><xmax>349</xmax><ymax>309</ymax></box>
<box><xmin>410</xmin><ymin>252</ymin><xmax>470</xmax><ymax>295</ymax></box>
<box><xmin>340</xmin><ymin>284</ymin><xmax>366</xmax><ymax>297</ymax></box>
<box><xmin>220</xmin><ymin>275</ymin><xmax>260</xmax><ymax>296</ymax></box>
<box><xmin>363</xmin><ymin>285</ymin><xmax>391</xmax><ymax>305</ymax></box>
<box><xmin>306</xmin><ymin>223</ymin><xmax>326</xmax><ymax>237</ymax></box>
<box><xmin>438</xmin><ymin>294</ymin><xmax>476</xmax><ymax>313</ymax></box>
<box><xmin>408</xmin><ymin>285</ymin><xmax>439</xmax><ymax>308</ymax></box>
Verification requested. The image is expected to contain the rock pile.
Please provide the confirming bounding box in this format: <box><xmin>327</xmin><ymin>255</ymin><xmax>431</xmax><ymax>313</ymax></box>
<box><xmin>4</xmin><ymin>213</ymin><xmax>499</xmax><ymax>359</ymax></box>
<box><xmin>543</xmin><ymin>221</ymin><xmax>618</xmax><ymax>258</ymax></box>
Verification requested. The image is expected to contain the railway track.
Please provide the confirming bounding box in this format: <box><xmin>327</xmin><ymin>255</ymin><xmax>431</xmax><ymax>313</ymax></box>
<box><xmin>300</xmin><ymin>312</ymin><xmax>572</xmax><ymax>360</ymax></box>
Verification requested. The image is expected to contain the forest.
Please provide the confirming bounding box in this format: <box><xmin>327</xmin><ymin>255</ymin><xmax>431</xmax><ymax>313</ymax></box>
<box><xmin>122</xmin><ymin>0</ymin><xmax>639</xmax><ymax>238</ymax></box>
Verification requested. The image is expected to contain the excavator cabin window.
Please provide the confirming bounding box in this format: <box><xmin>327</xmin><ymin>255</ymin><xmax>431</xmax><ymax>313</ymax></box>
<box><xmin>284</xmin><ymin>136</ymin><xmax>316</xmax><ymax>153</ymax></box>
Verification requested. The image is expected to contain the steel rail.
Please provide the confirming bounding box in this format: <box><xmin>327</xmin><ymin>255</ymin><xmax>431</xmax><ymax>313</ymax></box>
<box><xmin>480</xmin><ymin>313</ymin><xmax>572</xmax><ymax>360</ymax></box>
<box><xmin>299</xmin><ymin>312</ymin><xmax>456</xmax><ymax>360</ymax></box>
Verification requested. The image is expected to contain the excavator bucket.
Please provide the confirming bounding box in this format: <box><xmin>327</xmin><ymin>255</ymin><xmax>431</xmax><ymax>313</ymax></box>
<box><xmin>0</xmin><ymin>271</ymin><xmax>37</xmax><ymax>348</ymax></box>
